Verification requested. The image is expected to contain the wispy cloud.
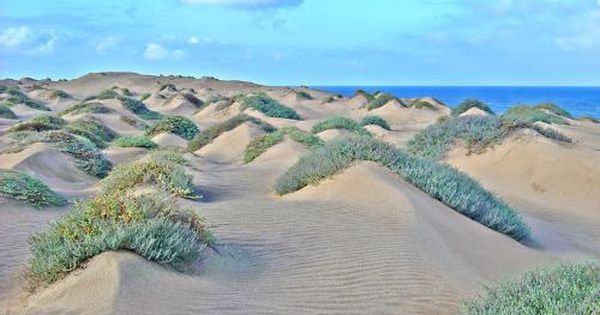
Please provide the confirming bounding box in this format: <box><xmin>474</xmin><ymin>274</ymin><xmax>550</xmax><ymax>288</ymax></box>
<box><xmin>180</xmin><ymin>0</ymin><xmax>302</xmax><ymax>9</ymax></box>
<box><xmin>144</xmin><ymin>42</ymin><xmax>186</xmax><ymax>61</ymax></box>
<box><xmin>95</xmin><ymin>36</ymin><xmax>120</xmax><ymax>53</ymax></box>
<box><xmin>0</xmin><ymin>26</ymin><xmax>57</xmax><ymax>55</ymax></box>
<box><xmin>0</xmin><ymin>26</ymin><xmax>31</xmax><ymax>47</ymax></box>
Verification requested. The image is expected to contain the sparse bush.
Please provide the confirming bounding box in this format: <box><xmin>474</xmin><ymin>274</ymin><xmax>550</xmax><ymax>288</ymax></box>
<box><xmin>5</xmin><ymin>88</ymin><xmax>50</xmax><ymax>111</ymax></box>
<box><xmin>98</xmin><ymin>152</ymin><xmax>198</xmax><ymax>199</ymax></box>
<box><xmin>50</xmin><ymin>90</ymin><xmax>71</xmax><ymax>99</ymax></box>
<box><xmin>139</xmin><ymin>93</ymin><xmax>151</xmax><ymax>101</ymax></box>
<box><xmin>360</xmin><ymin>115</ymin><xmax>391</xmax><ymax>130</ymax></box>
<box><xmin>367</xmin><ymin>93</ymin><xmax>396</xmax><ymax>111</ymax></box>
<box><xmin>275</xmin><ymin>137</ymin><xmax>530</xmax><ymax>241</ymax></box>
<box><xmin>296</xmin><ymin>91</ymin><xmax>312</xmax><ymax>100</ymax></box>
<box><xmin>8</xmin><ymin>115</ymin><xmax>66</xmax><ymax>133</ymax></box>
<box><xmin>5</xmin><ymin>131</ymin><xmax>112</xmax><ymax>178</ymax></box>
<box><xmin>503</xmin><ymin>105</ymin><xmax>568</xmax><ymax>125</ymax></box>
<box><xmin>311</xmin><ymin>116</ymin><xmax>371</xmax><ymax>136</ymax></box>
<box><xmin>531</xmin><ymin>125</ymin><xmax>572</xmax><ymax>143</ymax></box>
<box><xmin>463</xmin><ymin>262</ymin><xmax>600</xmax><ymax>315</ymax></box>
<box><xmin>240</xmin><ymin>93</ymin><xmax>301</xmax><ymax>120</ymax></box>
<box><xmin>120</xmin><ymin>97</ymin><xmax>162</xmax><ymax>120</ymax></box>
<box><xmin>243</xmin><ymin>131</ymin><xmax>285</xmax><ymax>163</ymax></box>
<box><xmin>410</xmin><ymin>100</ymin><xmax>436</xmax><ymax>110</ymax></box>
<box><xmin>452</xmin><ymin>99</ymin><xmax>495</xmax><ymax>116</ymax></box>
<box><xmin>0</xmin><ymin>104</ymin><xmax>17</xmax><ymax>119</ymax></box>
<box><xmin>28</xmin><ymin>192</ymin><xmax>212</xmax><ymax>285</ymax></box>
<box><xmin>355</xmin><ymin>89</ymin><xmax>375</xmax><ymax>102</ymax></box>
<box><xmin>535</xmin><ymin>102</ymin><xmax>572</xmax><ymax>119</ymax></box>
<box><xmin>96</xmin><ymin>89</ymin><xmax>120</xmax><ymax>100</ymax></box>
<box><xmin>113</xmin><ymin>136</ymin><xmax>157</xmax><ymax>148</ymax></box>
<box><xmin>145</xmin><ymin>116</ymin><xmax>199</xmax><ymax>140</ymax></box>
<box><xmin>188</xmin><ymin>114</ymin><xmax>276</xmax><ymax>151</ymax></box>
<box><xmin>281</xmin><ymin>126</ymin><xmax>324</xmax><ymax>149</ymax></box>
<box><xmin>0</xmin><ymin>170</ymin><xmax>65</xmax><ymax>208</ymax></box>
<box><xmin>59</xmin><ymin>102</ymin><xmax>113</xmax><ymax>116</ymax></box>
<box><xmin>64</xmin><ymin>117</ymin><xmax>117</xmax><ymax>149</ymax></box>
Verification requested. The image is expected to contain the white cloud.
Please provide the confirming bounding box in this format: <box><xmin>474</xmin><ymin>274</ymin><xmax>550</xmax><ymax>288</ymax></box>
<box><xmin>181</xmin><ymin>0</ymin><xmax>302</xmax><ymax>9</ymax></box>
<box><xmin>144</xmin><ymin>42</ymin><xmax>186</xmax><ymax>61</ymax></box>
<box><xmin>188</xmin><ymin>36</ymin><xmax>200</xmax><ymax>44</ymax></box>
<box><xmin>0</xmin><ymin>26</ymin><xmax>32</xmax><ymax>48</ymax></box>
<box><xmin>28</xmin><ymin>32</ymin><xmax>57</xmax><ymax>55</ymax></box>
<box><xmin>96</xmin><ymin>36</ymin><xmax>119</xmax><ymax>53</ymax></box>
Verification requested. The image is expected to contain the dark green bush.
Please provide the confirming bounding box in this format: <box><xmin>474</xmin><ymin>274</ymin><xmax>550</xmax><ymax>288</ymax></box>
<box><xmin>0</xmin><ymin>104</ymin><xmax>17</xmax><ymax>119</ymax></box>
<box><xmin>119</xmin><ymin>97</ymin><xmax>162</xmax><ymax>120</ymax></box>
<box><xmin>50</xmin><ymin>90</ymin><xmax>71</xmax><ymax>99</ymax></box>
<box><xmin>410</xmin><ymin>100</ymin><xmax>436</xmax><ymax>110</ymax></box>
<box><xmin>531</xmin><ymin>125</ymin><xmax>572</xmax><ymax>143</ymax></box>
<box><xmin>367</xmin><ymin>93</ymin><xmax>396</xmax><ymax>111</ymax></box>
<box><xmin>360</xmin><ymin>115</ymin><xmax>391</xmax><ymax>130</ymax></box>
<box><xmin>145</xmin><ymin>116</ymin><xmax>199</xmax><ymax>140</ymax></box>
<box><xmin>188</xmin><ymin>114</ymin><xmax>276</xmax><ymax>151</ymax></box>
<box><xmin>64</xmin><ymin>117</ymin><xmax>117</xmax><ymax>149</ymax></box>
<box><xmin>139</xmin><ymin>93</ymin><xmax>151</xmax><ymax>101</ymax></box>
<box><xmin>8</xmin><ymin>115</ymin><xmax>66</xmax><ymax>133</ymax></box>
<box><xmin>59</xmin><ymin>102</ymin><xmax>114</xmax><ymax>116</ymax></box>
<box><xmin>452</xmin><ymin>99</ymin><xmax>495</xmax><ymax>116</ymax></box>
<box><xmin>96</xmin><ymin>89</ymin><xmax>121</xmax><ymax>100</ymax></box>
<box><xmin>281</xmin><ymin>126</ymin><xmax>324</xmax><ymax>149</ymax></box>
<box><xmin>0</xmin><ymin>170</ymin><xmax>65</xmax><ymax>208</ymax></box>
<box><xmin>311</xmin><ymin>116</ymin><xmax>371</xmax><ymax>136</ymax></box>
<box><xmin>5</xmin><ymin>88</ymin><xmax>50</xmax><ymax>111</ymax></box>
<box><xmin>274</xmin><ymin>137</ymin><xmax>530</xmax><ymax>241</ymax></box>
<box><xmin>463</xmin><ymin>262</ymin><xmax>600</xmax><ymax>315</ymax></box>
<box><xmin>113</xmin><ymin>136</ymin><xmax>157</xmax><ymax>148</ymax></box>
<box><xmin>296</xmin><ymin>91</ymin><xmax>312</xmax><ymax>100</ymax></box>
<box><xmin>240</xmin><ymin>94</ymin><xmax>301</xmax><ymax>120</ymax></box>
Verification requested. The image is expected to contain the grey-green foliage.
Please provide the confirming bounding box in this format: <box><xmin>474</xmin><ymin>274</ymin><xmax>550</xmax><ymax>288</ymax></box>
<box><xmin>8</xmin><ymin>115</ymin><xmax>66</xmax><ymax>133</ymax></box>
<box><xmin>502</xmin><ymin>104</ymin><xmax>569</xmax><ymax>125</ymax></box>
<box><xmin>5</xmin><ymin>131</ymin><xmax>112</xmax><ymax>178</ymax></box>
<box><xmin>275</xmin><ymin>137</ymin><xmax>530</xmax><ymax>241</ymax></box>
<box><xmin>0</xmin><ymin>170</ymin><xmax>65</xmax><ymax>208</ymax></box>
<box><xmin>119</xmin><ymin>97</ymin><xmax>163</xmax><ymax>120</ymax></box>
<box><xmin>188</xmin><ymin>114</ymin><xmax>276</xmax><ymax>151</ymax></box>
<box><xmin>4</xmin><ymin>87</ymin><xmax>51</xmax><ymax>111</ymax></box>
<box><xmin>0</xmin><ymin>104</ymin><xmax>17</xmax><ymax>119</ymax></box>
<box><xmin>452</xmin><ymin>99</ymin><xmax>495</xmax><ymax>116</ymax></box>
<box><xmin>59</xmin><ymin>102</ymin><xmax>114</xmax><ymax>116</ymax></box>
<box><xmin>311</xmin><ymin>116</ymin><xmax>371</xmax><ymax>136</ymax></box>
<box><xmin>113</xmin><ymin>136</ymin><xmax>157</xmax><ymax>148</ymax></box>
<box><xmin>145</xmin><ymin>116</ymin><xmax>199</xmax><ymax>140</ymax></box>
<box><xmin>240</xmin><ymin>93</ymin><xmax>301</xmax><ymax>120</ymax></box>
<box><xmin>360</xmin><ymin>115</ymin><xmax>391</xmax><ymax>130</ymax></box>
<box><xmin>242</xmin><ymin>126</ymin><xmax>324</xmax><ymax>163</ymax></box>
<box><xmin>463</xmin><ymin>262</ymin><xmax>600</xmax><ymax>315</ymax></box>
<box><xmin>64</xmin><ymin>117</ymin><xmax>117</xmax><ymax>149</ymax></box>
<box><xmin>367</xmin><ymin>93</ymin><xmax>396</xmax><ymax>111</ymax></box>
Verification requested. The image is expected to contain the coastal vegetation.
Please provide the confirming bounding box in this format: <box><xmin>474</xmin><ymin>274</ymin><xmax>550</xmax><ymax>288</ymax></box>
<box><xmin>188</xmin><ymin>114</ymin><xmax>276</xmax><ymax>151</ymax></box>
<box><xmin>145</xmin><ymin>116</ymin><xmax>199</xmax><ymax>140</ymax></box>
<box><xmin>451</xmin><ymin>99</ymin><xmax>495</xmax><ymax>116</ymax></box>
<box><xmin>360</xmin><ymin>115</ymin><xmax>391</xmax><ymax>130</ymax></box>
<box><xmin>311</xmin><ymin>116</ymin><xmax>371</xmax><ymax>136</ymax></box>
<box><xmin>113</xmin><ymin>135</ymin><xmax>157</xmax><ymax>148</ymax></box>
<box><xmin>240</xmin><ymin>93</ymin><xmax>301</xmax><ymax>120</ymax></box>
<box><xmin>0</xmin><ymin>170</ymin><xmax>65</xmax><ymax>208</ymax></box>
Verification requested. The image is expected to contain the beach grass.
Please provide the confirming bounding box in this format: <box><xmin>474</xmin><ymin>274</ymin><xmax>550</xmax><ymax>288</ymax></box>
<box><xmin>360</xmin><ymin>115</ymin><xmax>391</xmax><ymax>130</ymax></box>
<box><xmin>452</xmin><ymin>99</ymin><xmax>495</xmax><ymax>116</ymax></box>
<box><xmin>188</xmin><ymin>114</ymin><xmax>276</xmax><ymax>151</ymax></box>
<box><xmin>113</xmin><ymin>135</ymin><xmax>157</xmax><ymax>148</ymax></box>
<box><xmin>0</xmin><ymin>170</ymin><xmax>66</xmax><ymax>208</ymax></box>
<box><xmin>311</xmin><ymin>116</ymin><xmax>371</xmax><ymax>136</ymax></box>
<box><xmin>145</xmin><ymin>116</ymin><xmax>199</xmax><ymax>140</ymax></box>
<box><xmin>240</xmin><ymin>93</ymin><xmax>301</xmax><ymax>120</ymax></box>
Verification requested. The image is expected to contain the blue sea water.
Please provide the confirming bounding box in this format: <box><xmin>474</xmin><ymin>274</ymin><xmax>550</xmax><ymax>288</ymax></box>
<box><xmin>312</xmin><ymin>86</ymin><xmax>600</xmax><ymax>118</ymax></box>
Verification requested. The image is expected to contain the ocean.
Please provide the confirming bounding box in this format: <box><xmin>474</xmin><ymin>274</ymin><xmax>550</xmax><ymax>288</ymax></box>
<box><xmin>312</xmin><ymin>86</ymin><xmax>600</xmax><ymax>118</ymax></box>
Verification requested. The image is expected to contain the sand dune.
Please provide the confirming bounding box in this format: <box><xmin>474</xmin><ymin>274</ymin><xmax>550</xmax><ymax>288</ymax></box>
<box><xmin>197</xmin><ymin>122</ymin><xmax>265</xmax><ymax>162</ymax></box>
<box><xmin>151</xmin><ymin>133</ymin><xmax>189</xmax><ymax>149</ymax></box>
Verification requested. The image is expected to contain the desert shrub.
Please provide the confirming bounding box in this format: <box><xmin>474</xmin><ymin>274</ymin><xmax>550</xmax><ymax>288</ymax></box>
<box><xmin>463</xmin><ymin>262</ymin><xmax>600</xmax><ymax>315</ymax></box>
<box><xmin>119</xmin><ymin>97</ymin><xmax>162</xmax><ymax>120</ymax></box>
<box><xmin>322</xmin><ymin>96</ymin><xmax>335</xmax><ymax>104</ymax></box>
<box><xmin>410</xmin><ymin>100</ymin><xmax>436</xmax><ymax>110</ymax></box>
<box><xmin>296</xmin><ymin>91</ymin><xmax>312</xmax><ymax>100</ymax></box>
<box><xmin>96</xmin><ymin>89</ymin><xmax>120</xmax><ymax>100</ymax></box>
<box><xmin>452</xmin><ymin>99</ymin><xmax>495</xmax><ymax>116</ymax></box>
<box><xmin>0</xmin><ymin>170</ymin><xmax>65</xmax><ymax>208</ymax></box>
<box><xmin>120</xmin><ymin>115</ymin><xmax>149</xmax><ymax>130</ymax></box>
<box><xmin>28</xmin><ymin>192</ymin><xmax>212</xmax><ymax>285</ymax></box>
<box><xmin>243</xmin><ymin>131</ymin><xmax>285</xmax><ymax>163</ymax></box>
<box><xmin>535</xmin><ymin>102</ymin><xmax>572</xmax><ymax>119</ymax></box>
<box><xmin>281</xmin><ymin>126</ymin><xmax>324</xmax><ymax>149</ymax></box>
<box><xmin>120</xmin><ymin>88</ymin><xmax>132</xmax><ymax>96</ymax></box>
<box><xmin>64</xmin><ymin>117</ymin><xmax>117</xmax><ymax>149</ymax></box>
<box><xmin>188</xmin><ymin>114</ymin><xmax>276</xmax><ymax>151</ymax></box>
<box><xmin>5</xmin><ymin>131</ymin><xmax>112</xmax><ymax>178</ymax></box>
<box><xmin>59</xmin><ymin>102</ymin><xmax>113</xmax><ymax>116</ymax></box>
<box><xmin>0</xmin><ymin>85</ymin><xmax>7</xmax><ymax>93</ymax></box>
<box><xmin>275</xmin><ymin>137</ymin><xmax>530</xmax><ymax>241</ymax></box>
<box><xmin>355</xmin><ymin>89</ymin><xmax>375</xmax><ymax>102</ymax></box>
<box><xmin>0</xmin><ymin>104</ymin><xmax>17</xmax><ymax>119</ymax></box>
<box><xmin>531</xmin><ymin>125</ymin><xmax>572</xmax><ymax>143</ymax></box>
<box><xmin>311</xmin><ymin>116</ymin><xmax>371</xmax><ymax>136</ymax></box>
<box><xmin>5</xmin><ymin>88</ymin><xmax>50</xmax><ymax>111</ymax></box>
<box><xmin>50</xmin><ymin>90</ymin><xmax>71</xmax><ymax>99</ymax></box>
<box><xmin>139</xmin><ymin>93</ymin><xmax>151</xmax><ymax>101</ymax></box>
<box><xmin>113</xmin><ymin>136</ymin><xmax>157</xmax><ymax>148</ymax></box>
<box><xmin>145</xmin><ymin>116</ymin><xmax>199</xmax><ymax>140</ymax></box>
<box><xmin>8</xmin><ymin>115</ymin><xmax>66</xmax><ymax>133</ymax></box>
<box><xmin>503</xmin><ymin>105</ymin><xmax>568</xmax><ymax>125</ymax></box>
<box><xmin>367</xmin><ymin>93</ymin><xmax>396</xmax><ymax>111</ymax></box>
<box><xmin>240</xmin><ymin>94</ymin><xmax>301</xmax><ymax>120</ymax></box>
<box><xmin>360</xmin><ymin>115</ymin><xmax>391</xmax><ymax>130</ymax></box>
<box><xmin>98</xmin><ymin>152</ymin><xmax>198</xmax><ymax>199</ymax></box>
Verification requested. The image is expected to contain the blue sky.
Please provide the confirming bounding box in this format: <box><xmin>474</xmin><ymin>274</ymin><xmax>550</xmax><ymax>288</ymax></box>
<box><xmin>1</xmin><ymin>0</ymin><xmax>599</xmax><ymax>85</ymax></box>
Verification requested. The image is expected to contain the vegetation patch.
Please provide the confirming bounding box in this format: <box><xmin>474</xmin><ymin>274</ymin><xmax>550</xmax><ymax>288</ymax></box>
<box><xmin>96</xmin><ymin>89</ymin><xmax>121</xmax><ymax>100</ymax></box>
<box><xmin>451</xmin><ymin>99</ymin><xmax>495</xmax><ymax>116</ymax></box>
<box><xmin>145</xmin><ymin>116</ymin><xmax>199</xmax><ymax>140</ymax></box>
<box><xmin>240</xmin><ymin>93</ymin><xmax>301</xmax><ymax>120</ymax></box>
<box><xmin>463</xmin><ymin>262</ymin><xmax>599</xmax><ymax>315</ymax></box>
<box><xmin>139</xmin><ymin>93</ymin><xmax>151</xmax><ymax>101</ymax></box>
<box><xmin>113</xmin><ymin>136</ymin><xmax>157</xmax><ymax>148</ymax></box>
<box><xmin>275</xmin><ymin>137</ymin><xmax>530</xmax><ymax>241</ymax></box>
<box><xmin>0</xmin><ymin>170</ymin><xmax>65</xmax><ymax>208</ymax></box>
<box><xmin>5</xmin><ymin>130</ymin><xmax>112</xmax><ymax>178</ymax></box>
<box><xmin>360</xmin><ymin>115</ymin><xmax>391</xmax><ymax>130</ymax></box>
<box><xmin>49</xmin><ymin>90</ymin><xmax>71</xmax><ymax>99</ymax></box>
<box><xmin>410</xmin><ymin>100</ymin><xmax>437</xmax><ymax>110</ymax></box>
<box><xmin>28</xmin><ymin>191</ymin><xmax>212</xmax><ymax>285</ymax></box>
<box><xmin>4</xmin><ymin>88</ymin><xmax>50</xmax><ymax>111</ymax></box>
<box><xmin>98</xmin><ymin>151</ymin><xmax>198</xmax><ymax>199</ymax></box>
<box><xmin>367</xmin><ymin>93</ymin><xmax>396</xmax><ymax>111</ymax></box>
<box><xmin>311</xmin><ymin>116</ymin><xmax>371</xmax><ymax>137</ymax></box>
<box><xmin>120</xmin><ymin>97</ymin><xmax>163</xmax><ymax>120</ymax></box>
<box><xmin>243</xmin><ymin>126</ymin><xmax>324</xmax><ymax>163</ymax></box>
<box><xmin>59</xmin><ymin>102</ymin><xmax>114</xmax><ymax>116</ymax></box>
<box><xmin>8</xmin><ymin>115</ymin><xmax>66</xmax><ymax>133</ymax></box>
<box><xmin>296</xmin><ymin>91</ymin><xmax>312</xmax><ymax>100</ymax></box>
<box><xmin>188</xmin><ymin>114</ymin><xmax>276</xmax><ymax>151</ymax></box>
<box><xmin>0</xmin><ymin>104</ymin><xmax>17</xmax><ymax>119</ymax></box>
<box><xmin>64</xmin><ymin>117</ymin><xmax>117</xmax><ymax>149</ymax></box>
<box><xmin>120</xmin><ymin>115</ymin><xmax>149</xmax><ymax>130</ymax></box>
<box><xmin>502</xmin><ymin>104</ymin><xmax>569</xmax><ymax>125</ymax></box>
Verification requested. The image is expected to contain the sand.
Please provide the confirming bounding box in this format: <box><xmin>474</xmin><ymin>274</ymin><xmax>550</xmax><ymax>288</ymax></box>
<box><xmin>1</xmin><ymin>72</ymin><xmax>598</xmax><ymax>315</ymax></box>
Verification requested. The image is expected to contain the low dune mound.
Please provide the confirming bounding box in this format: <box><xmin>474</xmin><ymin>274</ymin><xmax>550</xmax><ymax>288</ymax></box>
<box><xmin>316</xmin><ymin>128</ymin><xmax>355</xmax><ymax>141</ymax></box>
<box><xmin>151</xmin><ymin>133</ymin><xmax>189</xmax><ymax>149</ymax></box>
<box><xmin>91</xmin><ymin>112</ymin><xmax>146</xmax><ymax>136</ymax></box>
<box><xmin>198</xmin><ymin>122</ymin><xmax>265</xmax><ymax>163</ymax></box>
<box><xmin>193</xmin><ymin>101</ymin><xmax>243</xmax><ymax>126</ymax></box>
<box><xmin>459</xmin><ymin>107</ymin><xmax>491</xmax><ymax>117</ymax></box>
<box><xmin>252</xmin><ymin>137</ymin><xmax>307</xmax><ymax>167</ymax></box>
<box><xmin>158</xmin><ymin>93</ymin><xmax>204</xmax><ymax>116</ymax></box>
<box><xmin>0</xmin><ymin>143</ymin><xmax>97</xmax><ymax>194</ymax></box>
<box><xmin>103</xmin><ymin>146</ymin><xmax>150</xmax><ymax>165</ymax></box>
<box><xmin>347</xmin><ymin>93</ymin><xmax>370</xmax><ymax>109</ymax></box>
<box><xmin>446</xmin><ymin>131</ymin><xmax>600</xmax><ymax>221</ymax></box>
<box><xmin>370</xmin><ymin>102</ymin><xmax>446</xmax><ymax>130</ymax></box>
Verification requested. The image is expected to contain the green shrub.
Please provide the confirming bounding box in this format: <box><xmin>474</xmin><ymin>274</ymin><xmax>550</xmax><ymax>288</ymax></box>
<box><xmin>28</xmin><ymin>192</ymin><xmax>212</xmax><ymax>285</ymax></box>
<box><xmin>452</xmin><ymin>99</ymin><xmax>495</xmax><ymax>116</ymax></box>
<box><xmin>139</xmin><ymin>93</ymin><xmax>151</xmax><ymax>101</ymax></box>
<box><xmin>531</xmin><ymin>125</ymin><xmax>572</xmax><ymax>143</ymax></box>
<box><xmin>355</xmin><ymin>89</ymin><xmax>375</xmax><ymax>102</ymax></box>
<box><xmin>410</xmin><ymin>100</ymin><xmax>436</xmax><ymax>110</ymax></box>
<box><xmin>503</xmin><ymin>105</ymin><xmax>568</xmax><ymax>125</ymax></box>
<box><xmin>463</xmin><ymin>262</ymin><xmax>600</xmax><ymax>315</ymax></box>
<box><xmin>4</xmin><ymin>88</ymin><xmax>50</xmax><ymax>111</ymax></box>
<box><xmin>275</xmin><ymin>137</ymin><xmax>530</xmax><ymax>241</ymax></box>
<box><xmin>281</xmin><ymin>126</ymin><xmax>324</xmax><ymax>149</ymax></box>
<box><xmin>119</xmin><ymin>97</ymin><xmax>162</xmax><ymax>120</ymax></box>
<box><xmin>64</xmin><ymin>117</ymin><xmax>117</xmax><ymax>149</ymax></box>
<box><xmin>113</xmin><ymin>136</ymin><xmax>157</xmax><ymax>148</ymax></box>
<box><xmin>0</xmin><ymin>170</ymin><xmax>65</xmax><ymax>208</ymax></box>
<box><xmin>243</xmin><ymin>131</ymin><xmax>285</xmax><ymax>163</ymax></box>
<box><xmin>296</xmin><ymin>91</ymin><xmax>312</xmax><ymax>100</ymax></box>
<box><xmin>120</xmin><ymin>88</ymin><xmax>132</xmax><ymax>96</ymax></box>
<box><xmin>5</xmin><ymin>131</ymin><xmax>112</xmax><ymax>178</ymax></box>
<box><xmin>145</xmin><ymin>116</ymin><xmax>199</xmax><ymax>140</ymax></box>
<box><xmin>50</xmin><ymin>90</ymin><xmax>71</xmax><ymax>99</ymax></box>
<box><xmin>360</xmin><ymin>115</ymin><xmax>391</xmax><ymax>130</ymax></box>
<box><xmin>367</xmin><ymin>93</ymin><xmax>396</xmax><ymax>111</ymax></box>
<box><xmin>188</xmin><ymin>114</ymin><xmax>276</xmax><ymax>151</ymax></box>
<box><xmin>98</xmin><ymin>152</ymin><xmax>199</xmax><ymax>199</ymax></box>
<box><xmin>535</xmin><ymin>102</ymin><xmax>572</xmax><ymax>119</ymax></box>
<box><xmin>311</xmin><ymin>116</ymin><xmax>371</xmax><ymax>136</ymax></box>
<box><xmin>59</xmin><ymin>102</ymin><xmax>113</xmax><ymax>116</ymax></box>
<box><xmin>8</xmin><ymin>115</ymin><xmax>66</xmax><ymax>133</ymax></box>
<box><xmin>96</xmin><ymin>89</ymin><xmax>121</xmax><ymax>100</ymax></box>
<box><xmin>240</xmin><ymin>94</ymin><xmax>301</xmax><ymax>120</ymax></box>
<box><xmin>0</xmin><ymin>104</ymin><xmax>17</xmax><ymax>119</ymax></box>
